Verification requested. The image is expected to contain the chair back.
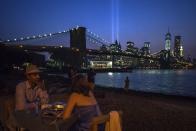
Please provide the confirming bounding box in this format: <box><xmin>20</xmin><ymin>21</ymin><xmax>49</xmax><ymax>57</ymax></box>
<box><xmin>0</xmin><ymin>97</ymin><xmax>15</xmax><ymax>128</ymax></box>
<box><xmin>4</xmin><ymin>97</ymin><xmax>15</xmax><ymax>117</ymax></box>
<box><xmin>90</xmin><ymin>111</ymin><xmax>122</xmax><ymax>131</ymax></box>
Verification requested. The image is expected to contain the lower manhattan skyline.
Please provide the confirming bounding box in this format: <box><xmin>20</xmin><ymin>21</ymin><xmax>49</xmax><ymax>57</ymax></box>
<box><xmin>0</xmin><ymin>0</ymin><xmax>196</xmax><ymax>57</ymax></box>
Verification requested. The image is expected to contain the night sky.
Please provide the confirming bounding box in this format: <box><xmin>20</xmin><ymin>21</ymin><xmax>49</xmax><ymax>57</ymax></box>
<box><xmin>0</xmin><ymin>0</ymin><xmax>196</xmax><ymax>57</ymax></box>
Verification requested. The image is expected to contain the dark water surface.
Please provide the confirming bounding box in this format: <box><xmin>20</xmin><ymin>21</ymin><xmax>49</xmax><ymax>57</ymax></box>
<box><xmin>95</xmin><ymin>70</ymin><xmax>196</xmax><ymax>97</ymax></box>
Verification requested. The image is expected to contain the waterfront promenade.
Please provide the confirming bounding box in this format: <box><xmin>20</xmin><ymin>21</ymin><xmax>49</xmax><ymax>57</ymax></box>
<box><xmin>0</xmin><ymin>72</ymin><xmax>196</xmax><ymax>131</ymax></box>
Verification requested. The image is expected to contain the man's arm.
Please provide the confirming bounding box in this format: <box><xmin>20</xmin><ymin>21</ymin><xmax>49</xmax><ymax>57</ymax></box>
<box><xmin>38</xmin><ymin>88</ymin><xmax>49</xmax><ymax>104</ymax></box>
<box><xmin>15</xmin><ymin>84</ymin><xmax>26</xmax><ymax>110</ymax></box>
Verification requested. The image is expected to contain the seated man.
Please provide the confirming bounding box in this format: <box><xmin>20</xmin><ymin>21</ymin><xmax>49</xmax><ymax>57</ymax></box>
<box><xmin>13</xmin><ymin>64</ymin><xmax>51</xmax><ymax>131</ymax></box>
<box><xmin>15</xmin><ymin>64</ymin><xmax>49</xmax><ymax>112</ymax></box>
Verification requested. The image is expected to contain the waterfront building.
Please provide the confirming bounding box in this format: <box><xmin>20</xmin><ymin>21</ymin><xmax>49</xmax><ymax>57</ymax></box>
<box><xmin>170</xmin><ymin>49</ymin><xmax>174</xmax><ymax>57</ymax></box>
<box><xmin>100</xmin><ymin>44</ymin><xmax>108</xmax><ymax>52</ymax></box>
<box><xmin>90</xmin><ymin>61</ymin><xmax>112</xmax><ymax>68</ymax></box>
<box><xmin>126</xmin><ymin>41</ymin><xmax>139</xmax><ymax>55</ymax></box>
<box><xmin>109</xmin><ymin>40</ymin><xmax>122</xmax><ymax>53</ymax></box>
<box><xmin>165</xmin><ymin>30</ymin><xmax>171</xmax><ymax>51</ymax></box>
<box><xmin>187</xmin><ymin>55</ymin><xmax>192</xmax><ymax>63</ymax></box>
<box><xmin>140</xmin><ymin>42</ymin><xmax>150</xmax><ymax>56</ymax></box>
<box><xmin>127</xmin><ymin>41</ymin><xmax>134</xmax><ymax>47</ymax></box>
<box><xmin>174</xmin><ymin>36</ymin><xmax>183</xmax><ymax>58</ymax></box>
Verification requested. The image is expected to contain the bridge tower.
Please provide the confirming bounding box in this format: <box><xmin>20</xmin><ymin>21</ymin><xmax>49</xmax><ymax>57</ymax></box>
<box><xmin>70</xmin><ymin>27</ymin><xmax>87</xmax><ymax>68</ymax></box>
<box><xmin>70</xmin><ymin>27</ymin><xmax>86</xmax><ymax>51</ymax></box>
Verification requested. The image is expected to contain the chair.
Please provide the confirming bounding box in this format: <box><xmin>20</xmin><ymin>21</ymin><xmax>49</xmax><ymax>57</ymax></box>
<box><xmin>90</xmin><ymin>111</ymin><xmax>122</xmax><ymax>131</ymax></box>
<box><xmin>2</xmin><ymin>97</ymin><xmax>15</xmax><ymax>130</ymax></box>
<box><xmin>3</xmin><ymin>97</ymin><xmax>25</xmax><ymax>131</ymax></box>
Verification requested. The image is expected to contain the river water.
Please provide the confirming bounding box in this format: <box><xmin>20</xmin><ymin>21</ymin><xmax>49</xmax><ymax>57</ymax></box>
<box><xmin>95</xmin><ymin>70</ymin><xmax>196</xmax><ymax>97</ymax></box>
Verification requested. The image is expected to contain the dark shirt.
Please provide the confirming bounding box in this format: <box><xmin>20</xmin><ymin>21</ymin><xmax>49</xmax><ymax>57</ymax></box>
<box><xmin>69</xmin><ymin>105</ymin><xmax>99</xmax><ymax>131</ymax></box>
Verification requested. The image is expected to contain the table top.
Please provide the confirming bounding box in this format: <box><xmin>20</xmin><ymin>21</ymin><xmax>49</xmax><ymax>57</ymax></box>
<box><xmin>41</xmin><ymin>101</ymin><xmax>66</xmax><ymax>119</ymax></box>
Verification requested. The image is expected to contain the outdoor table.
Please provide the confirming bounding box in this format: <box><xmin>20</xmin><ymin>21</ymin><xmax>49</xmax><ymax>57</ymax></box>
<box><xmin>41</xmin><ymin>102</ymin><xmax>79</xmax><ymax>131</ymax></box>
<box><xmin>41</xmin><ymin>102</ymin><xmax>66</xmax><ymax>124</ymax></box>
<box><xmin>14</xmin><ymin>101</ymin><xmax>69</xmax><ymax>131</ymax></box>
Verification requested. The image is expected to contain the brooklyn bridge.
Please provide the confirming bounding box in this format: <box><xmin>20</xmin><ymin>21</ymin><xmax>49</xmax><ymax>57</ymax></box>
<box><xmin>0</xmin><ymin>26</ymin><xmax>189</xmax><ymax>70</ymax></box>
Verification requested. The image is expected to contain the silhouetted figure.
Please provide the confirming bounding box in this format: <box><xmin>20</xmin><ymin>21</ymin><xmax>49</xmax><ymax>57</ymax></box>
<box><xmin>124</xmin><ymin>76</ymin><xmax>129</xmax><ymax>91</ymax></box>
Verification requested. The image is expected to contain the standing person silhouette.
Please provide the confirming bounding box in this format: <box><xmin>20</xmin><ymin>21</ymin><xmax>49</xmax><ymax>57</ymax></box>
<box><xmin>124</xmin><ymin>76</ymin><xmax>129</xmax><ymax>91</ymax></box>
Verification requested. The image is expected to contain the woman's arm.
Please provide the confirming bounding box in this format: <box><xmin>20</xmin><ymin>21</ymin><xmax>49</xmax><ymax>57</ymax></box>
<box><xmin>63</xmin><ymin>93</ymin><xmax>78</xmax><ymax>119</ymax></box>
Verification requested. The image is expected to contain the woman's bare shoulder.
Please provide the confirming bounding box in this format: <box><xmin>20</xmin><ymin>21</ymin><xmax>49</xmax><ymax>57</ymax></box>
<box><xmin>70</xmin><ymin>92</ymin><xmax>81</xmax><ymax>99</ymax></box>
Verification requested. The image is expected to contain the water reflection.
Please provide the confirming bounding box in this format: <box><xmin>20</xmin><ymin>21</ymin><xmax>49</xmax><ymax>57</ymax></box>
<box><xmin>95</xmin><ymin>70</ymin><xmax>196</xmax><ymax>97</ymax></box>
<box><xmin>108</xmin><ymin>72</ymin><xmax>113</xmax><ymax>76</ymax></box>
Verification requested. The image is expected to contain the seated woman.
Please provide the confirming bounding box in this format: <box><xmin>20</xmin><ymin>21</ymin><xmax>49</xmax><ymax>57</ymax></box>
<box><xmin>61</xmin><ymin>74</ymin><xmax>101</xmax><ymax>131</ymax></box>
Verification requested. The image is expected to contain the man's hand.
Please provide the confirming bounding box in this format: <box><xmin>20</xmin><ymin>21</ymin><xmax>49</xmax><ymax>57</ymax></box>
<box><xmin>40</xmin><ymin>90</ymin><xmax>49</xmax><ymax>104</ymax></box>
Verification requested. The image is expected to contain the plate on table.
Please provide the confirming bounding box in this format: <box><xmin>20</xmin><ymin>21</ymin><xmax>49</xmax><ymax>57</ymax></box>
<box><xmin>51</xmin><ymin>101</ymin><xmax>66</xmax><ymax>111</ymax></box>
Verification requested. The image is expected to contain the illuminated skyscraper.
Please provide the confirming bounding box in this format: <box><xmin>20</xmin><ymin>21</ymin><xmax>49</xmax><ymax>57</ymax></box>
<box><xmin>126</xmin><ymin>41</ymin><xmax>138</xmax><ymax>55</ymax></box>
<box><xmin>174</xmin><ymin>36</ymin><xmax>183</xmax><ymax>58</ymax></box>
<box><xmin>144</xmin><ymin>42</ymin><xmax>150</xmax><ymax>54</ymax></box>
<box><xmin>140</xmin><ymin>42</ymin><xmax>150</xmax><ymax>56</ymax></box>
<box><xmin>165</xmin><ymin>30</ymin><xmax>171</xmax><ymax>51</ymax></box>
<box><xmin>109</xmin><ymin>40</ymin><xmax>121</xmax><ymax>53</ymax></box>
<box><xmin>180</xmin><ymin>45</ymin><xmax>184</xmax><ymax>57</ymax></box>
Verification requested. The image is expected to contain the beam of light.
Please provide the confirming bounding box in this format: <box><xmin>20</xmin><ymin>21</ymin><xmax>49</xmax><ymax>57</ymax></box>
<box><xmin>111</xmin><ymin>0</ymin><xmax>119</xmax><ymax>43</ymax></box>
<box><xmin>111</xmin><ymin>0</ymin><xmax>114</xmax><ymax>42</ymax></box>
<box><xmin>116</xmin><ymin>0</ymin><xmax>119</xmax><ymax>41</ymax></box>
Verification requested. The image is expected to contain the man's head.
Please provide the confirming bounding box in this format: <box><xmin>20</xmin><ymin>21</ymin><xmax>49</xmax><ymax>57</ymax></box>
<box><xmin>25</xmin><ymin>64</ymin><xmax>41</xmax><ymax>83</ymax></box>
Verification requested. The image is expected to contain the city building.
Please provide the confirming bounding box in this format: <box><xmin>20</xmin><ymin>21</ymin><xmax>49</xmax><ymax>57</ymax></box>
<box><xmin>99</xmin><ymin>44</ymin><xmax>108</xmax><ymax>52</ymax></box>
<box><xmin>90</xmin><ymin>61</ymin><xmax>112</xmax><ymax>68</ymax></box>
<box><xmin>165</xmin><ymin>30</ymin><xmax>171</xmax><ymax>51</ymax></box>
<box><xmin>125</xmin><ymin>41</ymin><xmax>139</xmax><ymax>55</ymax></box>
<box><xmin>174</xmin><ymin>36</ymin><xmax>183</xmax><ymax>58</ymax></box>
<box><xmin>140</xmin><ymin>42</ymin><xmax>150</xmax><ymax>56</ymax></box>
<box><xmin>109</xmin><ymin>40</ymin><xmax>122</xmax><ymax>53</ymax></box>
<box><xmin>127</xmin><ymin>41</ymin><xmax>134</xmax><ymax>47</ymax></box>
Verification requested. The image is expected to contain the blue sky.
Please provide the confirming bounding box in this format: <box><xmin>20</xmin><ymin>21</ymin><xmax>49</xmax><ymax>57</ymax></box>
<box><xmin>0</xmin><ymin>0</ymin><xmax>196</xmax><ymax>57</ymax></box>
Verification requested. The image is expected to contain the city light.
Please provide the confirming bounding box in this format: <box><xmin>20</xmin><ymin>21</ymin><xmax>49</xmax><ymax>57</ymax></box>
<box><xmin>108</xmin><ymin>72</ymin><xmax>113</xmax><ymax>76</ymax></box>
<box><xmin>76</xmin><ymin>48</ymin><xmax>79</xmax><ymax>51</ymax></box>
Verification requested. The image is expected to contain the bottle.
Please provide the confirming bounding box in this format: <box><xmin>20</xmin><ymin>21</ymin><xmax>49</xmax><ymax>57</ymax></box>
<box><xmin>35</xmin><ymin>97</ymin><xmax>41</xmax><ymax>115</ymax></box>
